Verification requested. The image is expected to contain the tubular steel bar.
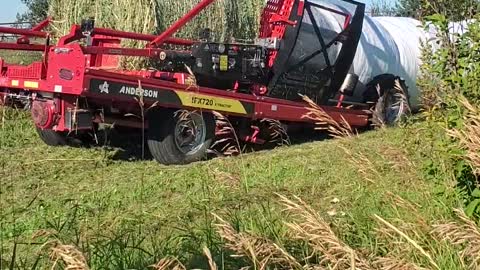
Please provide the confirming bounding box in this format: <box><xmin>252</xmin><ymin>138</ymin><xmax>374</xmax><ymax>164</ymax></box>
<box><xmin>17</xmin><ymin>17</ymin><xmax>52</xmax><ymax>44</ymax></box>
<box><xmin>58</xmin><ymin>24</ymin><xmax>195</xmax><ymax>46</ymax></box>
<box><xmin>148</xmin><ymin>0</ymin><xmax>216</xmax><ymax>48</ymax></box>
<box><xmin>30</xmin><ymin>17</ymin><xmax>52</xmax><ymax>32</ymax></box>
<box><xmin>0</xmin><ymin>26</ymin><xmax>48</xmax><ymax>38</ymax></box>
<box><xmin>0</xmin><ymin>43</ymin><xmax>46</xmax><ymax>51</ymax></box>
<box><xmin>93</xmin><ymin>27</ymin><xmax>194</xmax><ymax>46</ymax></box>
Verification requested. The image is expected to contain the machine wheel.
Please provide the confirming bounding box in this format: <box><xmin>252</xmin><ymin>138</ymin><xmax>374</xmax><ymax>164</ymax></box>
<box><xmin>366</xmin><ymin>75</ymin><xmax>411</xmax><ymax>126</ymax></box>
<box><xmin>0</xmin><ymin>94</ymin><xmax>6</xmax><ymax>106</ymax></box>
<box><xmin>258</xmin><ymin>119</ymin><xmax>290</xmax><ymax>148</ymax></box>
<box><xmin>35</xmin><ymin>127</ymin><xmax>67</xmax><ymax>146</ymax></box>
<box><xmin>147</xmin><ymin>109</ymin><xmax>215</xmax><ymax>165</ymax></box>
<box><xmin>35</xmin><ymin>127</ymin><xmax>99</xmax><ymax>147</ymax></box>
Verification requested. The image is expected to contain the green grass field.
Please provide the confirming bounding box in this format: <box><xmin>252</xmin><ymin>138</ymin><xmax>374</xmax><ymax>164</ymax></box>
<box><xmin>0</xmin><ymin>50</ymin><xmax>42</xmax><ymax>65</ymax></box>
<box><xmin>0</xmin><ymin>107</ymin><xmax>471</xmax><ymax>269</ymax></box>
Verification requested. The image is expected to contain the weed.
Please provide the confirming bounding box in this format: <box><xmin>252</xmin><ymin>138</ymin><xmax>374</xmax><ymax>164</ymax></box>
<box><xmin>433</xmin><ymin>209</ymin><xmax>480</xmax><ymax>269</ymax></box>
<box><xmin>48</xmin><ymin>241</ymin><xmax>89</xmax><ymax>270</ymax></box>
<box><xmin>447</xmin><ymin>97</ymin><xmax>480</xmax><ymax>175</ymax></box>
<box><xmin>374</xmin><ymin>215</ymin><xmax>440</xmax><ymax>270</ymax></box>
<box><xmin>302</xmin><ymin>95</ymin><xmax>354</xmax><ymax>138</ymax></box>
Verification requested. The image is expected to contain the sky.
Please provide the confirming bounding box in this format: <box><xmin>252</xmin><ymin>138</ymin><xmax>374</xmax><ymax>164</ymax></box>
<box><xmin>0</xmin><ymin>0</ymin><xmax>397</xmax><ymax>23</ymax></box>
<box><xmin>1</xmin><ymin>0</ymin><xmax>26</xmax><ymax>22</ymax></box>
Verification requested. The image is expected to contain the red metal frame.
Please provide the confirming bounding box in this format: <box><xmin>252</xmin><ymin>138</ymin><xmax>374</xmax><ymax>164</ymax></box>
<box><xmin>0</xmin><ymin>18</ymin><xmax>51</xmax><ymax>53</ymax></box>
<box><xmin>260</xmin><ymin>0</ymin><xmax>298</xmax><ymax>67</ymax></box>
<box><xmin>17</xmin><ymin>17</ymin><xmax>52</xmax><ymax>44</ymax></box>
<box><xmin>0</xmin><ymin>0</ymin><xmax>370</xmax><ymax>135</ymax></box>
<box><xmin>57</xmin><ymin>24</ymin><xmax>194</xmax><ymax>47</ymax></box>
<box><xmin>0</xmin><ymin>26</ymin><xmax>48</xmax><ymax>38</ymax></box>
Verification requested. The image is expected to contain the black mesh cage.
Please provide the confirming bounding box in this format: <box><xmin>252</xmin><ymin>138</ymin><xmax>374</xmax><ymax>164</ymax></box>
<box><xmin>268</xmin><ymin>0</ymin><xmax>365</xmax><ymax>104</ymax></box>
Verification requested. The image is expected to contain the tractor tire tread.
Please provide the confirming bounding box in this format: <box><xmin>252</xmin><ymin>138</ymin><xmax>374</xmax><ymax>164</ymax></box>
<box><xmin>35</xmin><ymin>127</ymin><xmax>67</xmax><ymax>146</ymax></box>
<box><xmin>147</xmin><ymin>110</ymin><xmax>215</xmax><ymax>165</ymax></box>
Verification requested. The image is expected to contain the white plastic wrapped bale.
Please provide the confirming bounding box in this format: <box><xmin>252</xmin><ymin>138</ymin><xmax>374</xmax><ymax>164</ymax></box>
<box><xmin>449</xmin><ymin>20</ymin><xmax>473</xmax><ymax>36</ymax></box>
<box><xmin>351</xmin><ymin>16</ymin><xmax>433</xmax><ymax>110</ymax></box>
<box><xmin>305</xmin><ymin>0</ymin><xmax>431</xmax><ymax>110</ymax></box>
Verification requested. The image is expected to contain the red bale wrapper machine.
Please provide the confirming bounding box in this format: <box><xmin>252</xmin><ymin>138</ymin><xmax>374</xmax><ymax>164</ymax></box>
<box><xmin>0</xmin><ymin>0</ymin><xmax>383</xmax><ymax>165</ymax></box>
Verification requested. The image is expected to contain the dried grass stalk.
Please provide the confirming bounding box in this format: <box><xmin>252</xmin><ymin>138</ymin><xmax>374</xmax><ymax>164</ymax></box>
<box><xmin>214</xmin><ymin>195</ymin><xmax>436</xmax><ymax>270</ymax></box>
<box><xmin>371</xmin><ymin>84</ymin><xmax>385</xmax><ymax>128</ymax></box>
<box><xmin>203</xmin><ymin>246</ymin><xmax>218</xmax><ymax>270</ymax></box>
<box><xmin>374</xmin><ymin>215</ymin><xmax>439</xmax><ymax>270</ymax></box>
<box><xmin>302</xmin><ymin>95</ymin><xmax>354</xmax><ymax>138</ymax></box>
<box><xmin>150</xmin><ymin>248</ymin><xmax>215</xmax><ymax>270</ymax></box>
<box><xmin>432</xmin><ymin>209</ymin><xmax>480</xmax><ymax>269</ymax></box>
<box><xmin>339</xmin><ymin>145</ymin><xmax>378</xmax><ymax>184</ymax></box>
<box><xmin>379</xmin><ymin>146</ymin><xmax>416</xmax><ymax>175</ymax></box>
<box><xmin>373</xmin><ymin>256</ymin><xmax>427</xmax><ymax>270</ymax></box>
<box><xmin>278</xmin><ymin>194</ymin><xmax>373</xmax><ymax>270</ymax></box>
<box><xmin>447</xmin><ymin>97</ymin><xmax>480</xmax><ymax>175</ymax></box>
<box><xmin>386</xmin><ymin>192</ymin><xmax>429</xmax><ymax>231</ymax></box>
<box><xmin>259</xmin><ymin>118</ymin><xmax>291</xmax><ymax>146</ymax></box>
<box><xmin>213</xmin><ymin>213</ymin><xmax>302</xmax><ymax>270</ymax></box>
<box><xmin>151</xmin><ymin>257</ymin><xmax>186</xmax><ymax>270</ymax></box>
<box><xmin>49</xmin><ymin>243</ymin><xmax>89</xmax><ymax>270</ymax></box>
<box><xmin>209</xmin><ymin>111</ymin><xmax>241</xmax><ymax>157</ymax></box>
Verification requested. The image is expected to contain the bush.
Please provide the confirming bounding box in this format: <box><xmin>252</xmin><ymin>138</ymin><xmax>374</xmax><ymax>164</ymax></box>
<box><xmin>418</xmin><ymin>1</ymin><xmax>480</xmax><ymax>217</ymax></box>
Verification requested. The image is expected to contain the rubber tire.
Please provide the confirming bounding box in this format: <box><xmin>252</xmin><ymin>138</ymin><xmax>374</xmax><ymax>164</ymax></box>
<box><xmin>371</xmin><ymin>80</ymin><xmax>411</xmax><ymax>127</ymax></box>
<box><xmin>147</xmin><ymin>109</ymin><xmax>215</xmax><ymax>165</ymax></box>
<box><xmin>258</xmin><ymin>119</ymin><xmax>290</xmax><ymax>148</ymax></box>
<box><xmin>363</xmin><ymin>75</ymin><xmax>411</xmax><ymax>126</ymax></box>
<box><xmin>35</xmin><ymin>127</ymin><xmax>67</xmax><ymax>146</ymax></box>
<box><xmin>36</xmin><ymin>126</ymin><xmax>99</xmax><ymax>147</ymax></box>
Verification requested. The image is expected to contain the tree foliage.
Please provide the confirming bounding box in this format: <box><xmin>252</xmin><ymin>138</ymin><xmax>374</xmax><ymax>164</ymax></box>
<box><xmin>395</xmin><ymin>0</ymin><xmax>422</xmax><ymax>18</ymax></box>
<box><xmin>16</xmin><ymin>0</ymin><xmax>48</xmax><ymax>24</ymax></box>
<box><xmin>396</xmin><ymin>0</ymin><xmax>479</xmax><ymax>20</ymax></box>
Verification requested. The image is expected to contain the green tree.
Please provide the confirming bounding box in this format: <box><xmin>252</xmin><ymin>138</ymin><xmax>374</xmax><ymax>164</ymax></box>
<box><xmin>368</xmin><ymin>0</ymin><xmax>397</xmax><ymax>16</ymax></box>
<box><xmin>396</xmin><ymin>0</ymin><xmax>479</xmax><ymax>20</ymax></box>
<box><xmin>395</xmin><ymin>0</ymin><xmax>422</xmax><ymax>18</ymax></box>
<box><xmin>16</xmin><ymin>0</ymin><xmax>48</xmax><ymax>24</ymax></box>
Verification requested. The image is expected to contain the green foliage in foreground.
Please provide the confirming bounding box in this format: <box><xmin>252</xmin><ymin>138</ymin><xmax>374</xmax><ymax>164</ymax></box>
<box><xmin>0</xmin><ymin>108</ymin><xmax>465</xmax><ymax>269</ymax></box>
<box><xmin>418</xmin><ymin>4</ymin><xmax>480</xmax><ymax>218</ymax></box>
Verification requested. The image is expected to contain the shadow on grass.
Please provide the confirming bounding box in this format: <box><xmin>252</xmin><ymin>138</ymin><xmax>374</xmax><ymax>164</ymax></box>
<box><xmin>101</xmin><ymin>126</ymin><xmax>333</xmax><ymax>163</ymax></box>
<box><xmin>102</xmin><ymin>127</ymin><xmax>154</xmax><ymax>161</ymax></box>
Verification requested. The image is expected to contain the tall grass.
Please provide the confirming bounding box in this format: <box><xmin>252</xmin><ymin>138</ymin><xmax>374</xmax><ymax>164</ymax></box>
<box><xmin>447</xmin><ymin>97</ymin><xmax>480</xmax><ymax>175</ymax></box>
<box><xmin>157</xmin><ymin>0</ymin><xmax>263</xmax><ymax>41</ymax></box>
<box><xmin>36</xmin><ymin>194</ymin><xmax>476</xmax><ymax>270</ymax></box>
<box><xmin>48</xmin><ymin>0</ymin><xmax>263</xmax><ymax>42</ymax></box>
<box><xmin>48</xmin><ymin>0</ymin><xmax>158</xmax><ymax>69</ymax></box>
<box><xmin>48</xmin><ymin>0</ymin><xmax>158</xmax><ymax>36</ymax></box>
<box><xmin>0</xmin><ymin>105</ymin><xmax>470</xmax><ymax>269</ymax></box>
<box><xmin>47</xmin><ymin>0</ymin><xmax>264</xmax><ymax>69</ymax></box>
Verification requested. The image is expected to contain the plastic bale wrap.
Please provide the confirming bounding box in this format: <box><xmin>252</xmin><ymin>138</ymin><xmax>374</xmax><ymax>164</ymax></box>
<box><xmin>352</xmin><ymin>16</ymin><xmax>434</xmax><ymax>110</ymax></box>
<box><xmin>303</xmin><ymin>0</ymin><xmax>438</xmax><ymax>110</ymax></box>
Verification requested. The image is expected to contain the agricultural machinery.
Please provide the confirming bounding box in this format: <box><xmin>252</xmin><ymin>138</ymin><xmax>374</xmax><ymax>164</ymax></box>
<box><xmin>0</xmin><ymin>0</ymin><xmax>411</xmax><ymax>165</ymax></box>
